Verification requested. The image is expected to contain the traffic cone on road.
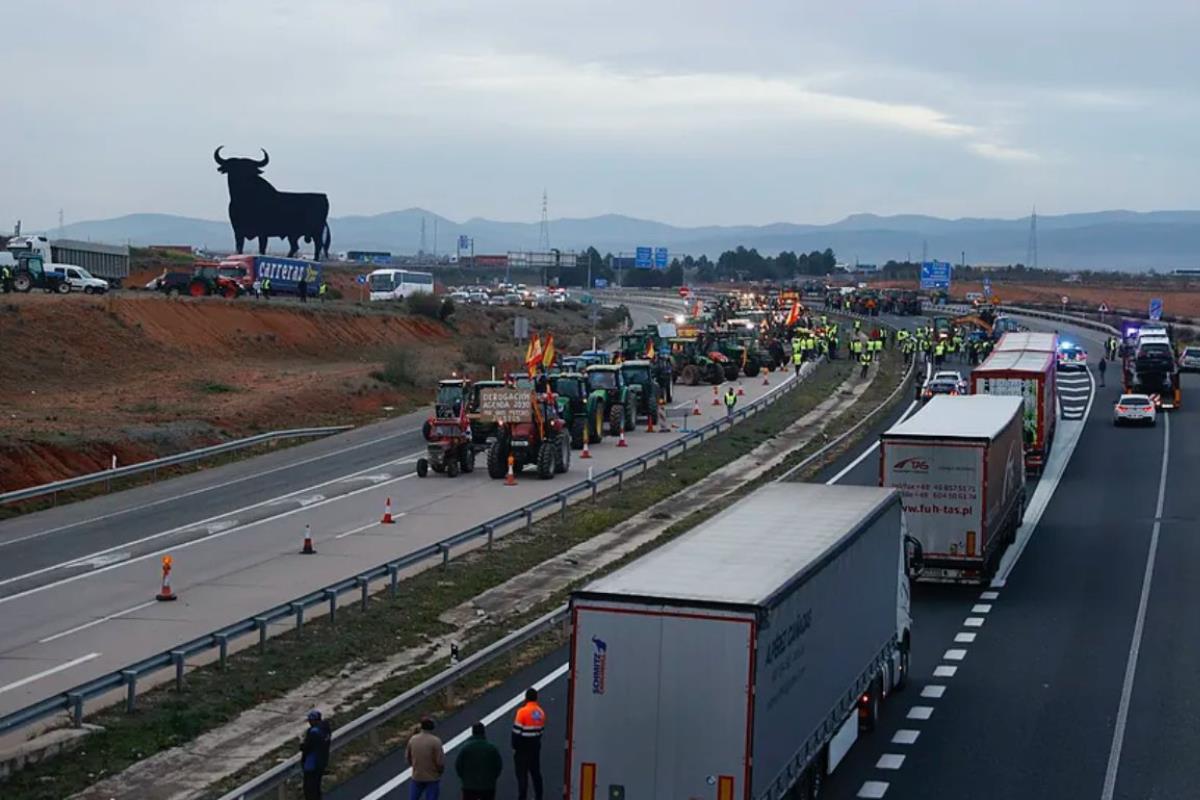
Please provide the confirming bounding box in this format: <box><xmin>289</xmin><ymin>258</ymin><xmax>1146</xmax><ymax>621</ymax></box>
<box><xmin>646</xmin><ymin>409</ymin><xmax>655</xmax><ymax>433</ymax></box>
<box><xmin>580</xmin><ymin>427</ymin><xmax>592</xmax><ymax>458</ymax></box>
<box><xmin>711</xmin><ymin>385</ymin><xmax>720</xmax><ymax>406</ymax></box>
<box><xmin>761</xmin><ymin>367</ymin><xmax>770</xmax><ymax>386</ymax></box>
<box><xmin>616</xmin><ymin>422</ymin><xmax>628</xmax><ymax>447</ymax></box>
<box><xmin>381</xmin><ymin>497</ymin><xmax>395</xmax><ymax>524</ymax></box>
<box><xmin>156</xmin><ymin>555</ymin><xmax>177</xmax><ymax>602</ymax></box>
<box><xmin>504</xmin><ymin>453</ymin><xmax>518</xmax><ymax>486</ymax></box>
<box><xmin>301</xmin><ymin>523</ymin><xmax>316</xmax><ymax>555</ymax></box>
<box><xmin>737</xmin><ymin>381</ymin><xmax>745</xmax><ymax>397</ymax></box>
<box><xmin>692</xmin><ymin>397</ymin><xmax>702</xmax><ymax>416</ymax></box>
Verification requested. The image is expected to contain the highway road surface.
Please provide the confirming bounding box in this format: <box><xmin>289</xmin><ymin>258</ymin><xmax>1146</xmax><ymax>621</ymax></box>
<box><xmin>0</xmin><ymin>301</ymin><xmax>810</xmax><ymax>722</ymax></box>
<box><xmin>337</xmin><ymin>312</ymin><xmax>1195</xmax><ymax>800</ymax></box>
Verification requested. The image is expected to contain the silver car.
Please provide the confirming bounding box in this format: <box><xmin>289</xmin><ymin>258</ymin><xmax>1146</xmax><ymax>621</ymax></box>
<box><xmin>1113</xmin><ymin>394</ymin><xmax>1156</xmax><ymax>427</ymax></box>
<box><xmin>1179</xmin><ymin>346</ymin><xmax>1200</xmax><ymax>372</ymax></box>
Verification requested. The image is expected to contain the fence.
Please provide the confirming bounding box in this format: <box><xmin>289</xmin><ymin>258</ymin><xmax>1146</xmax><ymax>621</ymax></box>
<box><xmin>0</xmin><ymin>426</ymin><xmax>353</xmax><ymax>506</ymax></box>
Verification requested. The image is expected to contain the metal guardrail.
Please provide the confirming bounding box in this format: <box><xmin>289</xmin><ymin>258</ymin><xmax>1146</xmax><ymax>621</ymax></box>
<box><xmin>0</xmin><ymin>350</ymin><xmax>812</xmax><ymax>743</ymax></box>
<box><xmin>0</xmin><ymin>426</ymin><xmax>353</xmax><ymax>506</ymax></box>
<box><xmin>218</xmin><ymin>606</ymin><xmax>570</xmax><ymax>800</ymax></box>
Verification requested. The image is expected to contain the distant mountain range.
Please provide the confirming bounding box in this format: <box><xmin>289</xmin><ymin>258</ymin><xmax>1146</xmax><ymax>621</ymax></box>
<box><xmin>47</xmin><ymin>209</ymin><xmax>1200</xmax><ymax>270</ymax></box>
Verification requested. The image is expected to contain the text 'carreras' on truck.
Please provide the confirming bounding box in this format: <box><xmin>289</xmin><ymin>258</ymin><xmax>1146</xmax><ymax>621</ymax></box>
<box><xmin>566</xmin><ymin>483</ymin><xmax>913</xmax><ymax>800</ymax></box>
<box><xmin>219</xmin><ymin>254</ymin><xmax>322</xmax><ymax>296</ymax></box>
<box><xmin>881</xmin><ymin>395</ymin><xmax>1026</xmax><ymax>584</ymax></box>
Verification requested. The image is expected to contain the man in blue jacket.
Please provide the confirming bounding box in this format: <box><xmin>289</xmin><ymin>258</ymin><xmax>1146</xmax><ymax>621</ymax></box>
<box><xmin>301</xmin><ymin>709</ymin><xmax>332</xmax><ymax>799</ymax></box>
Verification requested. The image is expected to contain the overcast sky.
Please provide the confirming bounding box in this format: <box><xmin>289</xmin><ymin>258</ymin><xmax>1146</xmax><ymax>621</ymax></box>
<box><xmin>6</xmin><ymin>0</ymin><xmax>1199</xmax><ymax>230</ymax></box>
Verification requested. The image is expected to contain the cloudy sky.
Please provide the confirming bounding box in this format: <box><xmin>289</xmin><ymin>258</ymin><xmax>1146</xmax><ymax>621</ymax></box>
<box><xmin>5</xmin><ymin>0</ymin><xmax>1199</xmax><ymax>230</ymax></box>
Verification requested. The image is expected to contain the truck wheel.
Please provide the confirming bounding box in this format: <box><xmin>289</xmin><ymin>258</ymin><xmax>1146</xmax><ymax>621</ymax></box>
<box><xmin>895</xmin><ymin>635</ymin><xmax>911</xmax><ymax>691</ymax></box>
<box><xmin>570</xmin><ymin>417</ymin><xmax>585</xmax><ymax>449</ymax></box>
<box><xmin>608</xmin><ymin>404</ymin><xmax>623</xmax><ymax>437</ymax></box>
<box><xmin>446</xmin><ymin>458</ymin><xmax>460</xmax><ymax>478</ymax></box>
<box><xmin>486</xmin><ymin>440</ymin><xmax>507</xmax><ymax>479</ymax></box>
<box><xmin>555</xmin><ymin>433</ymin><xmax>571</xmax><ymax>474</ymax></box>
<box><xmin>858</xmin><ymin>676</ymin><xmax>881</xmax><ymax>732</ymax></box>
<box><xmin>416</xmin><ymin>458</ymin><xmax>429</xmax><ymax>478</ymax></box>
<box><xmin>56</xmin><ymin>281</ymin><xmax>71</xmax><ymax>294</ymax></box>
<box><xmin>536</xmin><ymin>441</ymin><xmax>555</xmax><ymax>479</ymax></box>
<box><xmin>460</xmin><ymin>447</ymin><xmax>475</xmax><ymax>473</ymax></box>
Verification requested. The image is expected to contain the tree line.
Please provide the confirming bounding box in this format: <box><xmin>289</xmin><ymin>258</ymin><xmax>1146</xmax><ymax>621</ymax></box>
<box><xmin>554</xmin><ymin>245</ymin><xmax>838</xmax><ymax>288</ymax></box>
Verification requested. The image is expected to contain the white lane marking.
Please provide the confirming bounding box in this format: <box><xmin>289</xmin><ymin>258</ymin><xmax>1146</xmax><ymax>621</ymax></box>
<box><xmin>0</xmin><ymin>450</ymin><xmax>424</xmax><ymax>590</ymax></box>
<box><xmin>921</xmin><ymin>685</ymin><xmax>946</xmax><ymax>699</ymax></box>
<box><xmin>334</xmin><ymin>517</ymin><xmax>402</xmax><ymax>539</ymax></box>
<box><xmin>944</xmin><ymin>649</ymin><xmax>967</xmax><ymax>661</ymax></box>
<box><xmin>826</xmin><ymin>400</ymin><xmax>919</xmax><ymax>485</ymax></box>
<box><xmin>0</xmin><ymin>473</ymin><xmax>421</xmax><ymax>608</ymax></box>
<box><xmin>64</xmin><ymin>552</ymin><xmax>131</xmax><ymax>569</ymax></box>
<box><xmin>955</xmin><ymin>632</ymin><xmax>977</xmax><ymax>643</ymax></box>
<box><xmin>980</xmin><ymin>591</ymin><xmax>999</xmax><ymax>600</ymax></box>
<box><xmin>360</xmin><ymin>662</ymin><xmax>570</xmax><ymax>800</ymax></box>
<box><xmin>0</xmin><ymin>429</ymin><xmax>420</xmax><ymax>548</ymax></box>
<box><xmin>1101</xmin><ymin>412</ymin><xmax>1170</xmax><ymax>800</ymax></box>
<box><xmin>876</xmin><ymin>754</ymin><xmax>906</xmax><ymax>770</ymax></box>
<box><xmin>205</xmin><ymin>520</ymin><xmax>238</xmax><ymax>535</ymax></box>
<box><xmin>907</xmin><ymin>706</ymin><xmax>934</xmax><ymax>720</ymax></box>
<box><xmin>858</xmin><ymin>781</ymin><xmax>889</xmax><ymax>798</ymax></box>
<box><xmin>892</xmin><ymin>729</ymin><xmax>920</xmax><ymax>745</ymax></box>
<box><xmin>963</xmin><ymin>617</ymin><xmax>985</xmax><ymax>628</ymax></box>
<box><xmin>0</xmin><ymin>652</ymin><xmax>101</xmax><ymax>694</ymax></box>
<box><xmin>38</xmin><ymin>601</ymin><xmax>157</xmax><ymax>643</ymax></box>
<box><xmin>933</xmin><ymin>665</ymin><xmax>958</xmax><ymax>678</ymax></box>
<box><xmin>971</xmin><ymin>604</ymin><xmax>992</xmax><ymax>614</ymax></box>
<box><xmin>992</xmin><ymin>367</ymin><xmax>1096</xmax><ymax>587</ymax></box>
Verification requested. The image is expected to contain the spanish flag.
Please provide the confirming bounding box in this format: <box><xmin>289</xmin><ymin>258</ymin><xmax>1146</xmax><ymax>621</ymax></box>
<box><xmin>525</xmin><ymin>334</ymin><xmax>544</xmax><ymax>376</ymax></box>
<box><xmin>646</xmin><ymin>339</ymin><xmax>656</xmax><ymax>360</ymax></box>
<box><xmin>542</xmin><ymin>333</ymin><xmax>556</xmax><ymax>369</ymax></box>
<box><xmin>785</xmin><ymin>300</ymin><xmax>801</xmax><ymax>328</ymax></box>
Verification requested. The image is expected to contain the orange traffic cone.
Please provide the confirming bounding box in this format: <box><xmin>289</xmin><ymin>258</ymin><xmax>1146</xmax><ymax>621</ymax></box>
<box><xmin>692</xmin><ymin>397</ymin><xmax>702</xmax><ymax>416</ymax></box>
<box><xmin>737</xmin><ymin>381</ymin><xmax>745</xmax><ymax>397</ymax></box>
<box><xmin>580</xmin><ymin>427</ymin><xmax>592</xmax><ymax>458</ymax></box>
<box><xmin>301</xmin><ymin>523</ymin><xmax>316</xmax><ymax>555</ymax></box>
<box><xmin>504</xmin><ymin>453</ymin><xmax>517</xmax><ymax>486</ymax></box>
<box><xmin>156</xmin><ymin>555</ymin><xmax>177</xmax><ymax>602</ymax></box>
<box><xmin>761</xmin><ymin>367</ymin><xmax>770</xmax><ymax>386</ymax></box>
<box><xmin>381</xmin><ymin>497</ymin><xmax>395</xmax><ymax>524</ymax></box>
<box><xmin>711</xmin><ymin>385</ymin><xmax>720</xmax><ymax>406</ymax></box>
<box><xmin>616</xmin><ymin>422</ymin><xmax>628</xmax><ymax>447</ymax></box>
<box><xmin>646</xmin><ymin>410</ymin><xmax>655</xmax><ymax>433</ymax></box>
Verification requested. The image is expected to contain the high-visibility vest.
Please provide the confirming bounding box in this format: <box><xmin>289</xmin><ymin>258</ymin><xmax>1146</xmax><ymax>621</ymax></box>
<box><xmin>513</xmin><ymin>701</ymin><xmax>546</xmax><ymax>743</ymax></box>
<box><xmin>318</xmin><ymin>283</ymin><xmax>327</xmax><ymax>296</ymax></box>
<box><xmin>793</xmin><ymin>351</ymin><xmax>803</xmax><ymax>365</ymax></box>
<box><xmin>724</xmin><ymin>391</ymin><xmax>737</xmax><ymax>408</ymax></box>
<box><xmin>935</xmin><ymin>343</ymin><xmax>945</xmax><ymax>356</ymax></box>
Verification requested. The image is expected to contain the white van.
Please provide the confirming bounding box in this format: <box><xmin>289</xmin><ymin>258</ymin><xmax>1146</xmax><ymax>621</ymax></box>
<box><xmin>51</xmin><ymin>265</ymin><xmax>110</xmax><ymax>294</ymax></box>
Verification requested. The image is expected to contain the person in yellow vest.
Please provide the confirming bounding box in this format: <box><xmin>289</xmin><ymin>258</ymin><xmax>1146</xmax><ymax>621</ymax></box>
<box><xmin>512</xmin><ymin>688</ymin><xmax>546</xmax><ymax>800</ymax></box>
<box><xmin>860</xmin><ymin>348</ymin><xmax>873</xmax><ymax>378</ymax></box>
<box><xmin>318</xmin><ymin>282</ymin><xmax>328</xmax><ymax>302</ymax></box>
<box><xmin>724</xmin><ymin>386</ymin><xmax>738</xmax><ymax>418</ymax></box>
<box><xmin>792</xmin><ymin>343</ymin><xmax>804</xmax><ymax>376</ymax></box>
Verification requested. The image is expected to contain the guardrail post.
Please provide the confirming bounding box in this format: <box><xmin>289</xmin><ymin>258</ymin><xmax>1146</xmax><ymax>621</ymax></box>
<box><xmin>171</xmin><ymin>650</ymin><xmax>185</xmax><ymax>691</ymax></box>
<box><xmin>524</xmin><ymin>508</ymin><xmax>533</xmax><ymax>532</ymax></box>
<box><xmin>216</xmin><ymin>634</ymin><xmax>229</xmax><ymax>670</ymax></box>
<box><xmin>255</xmin><ymin>617</ymin><xmax>269</xmax><ymax>649</ymax></box>
<box><xmin>357</xmin><ymin>576</ymin><xmax>369</xmax><ymax>610</ymax></box>
<box><xmin>69</xmin><ymin>692</ymin><xmax>84</xmax><ymax>727</ymax></box>
<box><xmin>616</xmin><ymin>467</ymin><xmax>623</xmax><ymax>491</ymax></box>
<box><xmin>388</xmin><ymin>564</ymin><xmax>400</xmax><ymax>597</ymax></box>
<box><xmin>558</xmin><ymin>493</ymin><xmax>568</xmax><ymax>519</ymax></box>
<box><xmin>123</xmin><ymin>670</ymin><xmax>137</xmax><ymax>713</ymax></box>
<box><xmin>291</xmin><ymin>602</ymin><xmax>305</xmax><ymax>634</ymax></box>
<box><xmin>698</xmin><ymin>429</ymin><xmax>705</xmax><ymax>443</ymax></box>
<box><xmin>325</xmin><ymin>589</ymin><xmax>337</xmax><ymax>624</ymax></box>
<box><xmin>485</xmin><ymin>525</ymin><xmax>495</xmax><ymax>551</ymax></box>
<box><xmin>588</xmin><ymin>480</ymin><xmax>596</xmax><ymax>502</ymax></box>
<box><xmin>440</xmin><ymin>544</ymin><xmax>450</xmax><ymax>569</ymax></box>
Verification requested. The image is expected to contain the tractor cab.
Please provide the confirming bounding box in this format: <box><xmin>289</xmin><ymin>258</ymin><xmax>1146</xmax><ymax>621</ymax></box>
<box><xmin>435</xmin><ymin>379</ymin><xmax>470</xmax><ymax>418</ymax></box>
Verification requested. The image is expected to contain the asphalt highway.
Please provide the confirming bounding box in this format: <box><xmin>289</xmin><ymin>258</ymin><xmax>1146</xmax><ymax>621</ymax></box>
<box><xmin>0</xmin><ymin>302</ymin><xmax>808</xmax><ymax>720</ymax></box>
<box><xmin>337</xmin><ymin>312</ymin><xmax>1170</xmax><ymax>800</ymax></box>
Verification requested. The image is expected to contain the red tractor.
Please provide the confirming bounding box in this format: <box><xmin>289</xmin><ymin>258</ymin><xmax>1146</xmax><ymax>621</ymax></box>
<box><xmin>416</xmin><ymin>409</ymin><xmax>476</xmax><ymax>478</ymax></box>
<box><xmin>481</xmin><ymin>386</ymin><xmax>571</xmax><ymax>480</ymax></box>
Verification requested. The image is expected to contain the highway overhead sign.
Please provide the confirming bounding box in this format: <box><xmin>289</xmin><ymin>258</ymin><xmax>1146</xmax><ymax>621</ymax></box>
<box><xmin>919</xmin><ymin>260</ymin><xmax>952</xmax><ymax>290</ymax></box>
<box><xmin>654</xmin><ymin>247</ymin><xmax>669</xmax><ymax>269</ymax></box>
<box><xmin>1149</xmin><ymin>298</ymin><xmax>1163</xmax><ymax>320</ymax></box>
<box><xmin>635</xmin><ymin>246</ymin><xmax>652</xmax><ymax>268</ymax></box>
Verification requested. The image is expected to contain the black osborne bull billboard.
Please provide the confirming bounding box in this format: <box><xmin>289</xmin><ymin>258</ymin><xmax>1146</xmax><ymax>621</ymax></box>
<box><xmin>213</xmin><ymin>147</ymin><xmax>331</xmax><ymax>260</ymax></box>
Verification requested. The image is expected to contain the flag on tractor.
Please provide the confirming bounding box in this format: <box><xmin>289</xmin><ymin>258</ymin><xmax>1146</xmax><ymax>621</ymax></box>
<box><xmin>785</xmin><ymin>300</ymin><xmax>801</xmax><ymax>328</ymax></box>
<box><xmin>646</xmin><ymin>339</ymin><xmax>656</xmax><ymax>360</ymax></box>
<box><xmin>542</xmin><ymin>333</ymin><xmax>556</xmax><ymax>369</ymax></box>
<box><xmin>525</xmin><ymin>333</ymin><xmax>544</xmax><ymax>376</ymax></box>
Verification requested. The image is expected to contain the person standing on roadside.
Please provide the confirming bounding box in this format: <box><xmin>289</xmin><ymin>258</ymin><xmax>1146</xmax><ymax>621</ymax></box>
<box><xmin>456</xmin><ymin>721</ymin><xmax>503</xmax><ymax>800</ymax></box>
<box><xmin>300</xmin><ymin>709</ymin><xmax>332</xmax><ymax>800</ymax></box>
<box><xmin>512</xmin><ymin>688</ymin><xmax>546</xmax><ymax>800</ymax></box>
<box><xmin>406</xmin><ymin>717</ymin><xmax>445</xmax><ymax>799</ymax></box>
<box><xmin>1098</xmin><ymin>356</ymin><xmax>1107</xmax><ymax>387</ymax></box>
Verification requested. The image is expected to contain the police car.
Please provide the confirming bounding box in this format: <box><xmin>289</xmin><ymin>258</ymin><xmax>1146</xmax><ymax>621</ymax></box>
<box><xmin>1114</xmin><ymin>394</ymin><xmax>1156</xmax><ymax>427</ymax></box>
<box><xmin>1057</xmin><ymin>341</ymin><xmax>1088</xmax><ymax>370</ymax></box>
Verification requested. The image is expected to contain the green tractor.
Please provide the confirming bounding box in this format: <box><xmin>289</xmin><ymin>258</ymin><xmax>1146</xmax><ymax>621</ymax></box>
<box><xmin>669</xmin><ymin>337</ymin><xmax>726</xmax><ymax>386</ymax></box>
<box><xmin>699</xmin><ymin>333</ymin><xmax>744</xmax><ymax>382</ymax></box>
<box><xmin>618</xmin><ymin>328</ymin><xmax>666</xmax><ymax>362</ymax></box>
<box><xmin>619</xmin><ymin>360</ymin><xmax>662</xmax><ymax>425</ymax></box>
<box><xmin>549</xmin><ymin>372</ymin><xmax>607</xmax><ymax>448</ymax></box>
<box><xmin>585</xmin><ymin>364</ymin><xmax>638</xmax><ymax>435</ymax></box>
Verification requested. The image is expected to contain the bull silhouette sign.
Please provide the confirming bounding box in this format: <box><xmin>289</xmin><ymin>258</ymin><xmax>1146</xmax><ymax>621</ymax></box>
<box><xmin>213</xmin><ymin>147</ymin><xmax>331</xmax><ymax>260</ymax></box>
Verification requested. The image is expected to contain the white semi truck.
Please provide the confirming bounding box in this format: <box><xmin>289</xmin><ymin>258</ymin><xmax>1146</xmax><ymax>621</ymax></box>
<box><xmin>881</xmin><ymin>394</ymin><xmax>1026</xmax><ymax>583</ymax></box>
<box><xmin>565</xmin><ymin>483</ymin><xmax>912</xmax><ymax>800</ymax></box>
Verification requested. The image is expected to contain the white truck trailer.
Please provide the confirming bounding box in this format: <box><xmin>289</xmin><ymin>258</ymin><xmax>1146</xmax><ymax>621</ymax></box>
<box><xmin>881</xmin><ymin>394</ymin><xmax>1026</xmax><ymax>584</ymax></box>
<box><xmin>565</xmin><ymin>483</ymin><xmax>912</xmax><ymax>800</ymax></box>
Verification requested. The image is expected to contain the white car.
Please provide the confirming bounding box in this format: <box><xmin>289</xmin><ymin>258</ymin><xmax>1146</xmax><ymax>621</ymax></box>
<box><xmin>1114</xmin><ymin>394</ymin><xmax>1156</xmax><ymax>427</ymax></box>
<box><xmin>1178</xmin><ymin>346</ymin><xmax>1200</xmax><ymax>372</ymax></box>
<box><xmin>932</xmin><ymin>370</ymin><xmax>968</xmax><ymax>392</ymax></box>
<box><xmin>52</xmin><ymin>265</ymin><xmax>109</xmax><ymax>294</ymax></box>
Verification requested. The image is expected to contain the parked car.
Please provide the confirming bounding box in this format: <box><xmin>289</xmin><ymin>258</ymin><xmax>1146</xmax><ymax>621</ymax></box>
<box><xmin>52</xmin><ymin>265</ymin><xmax>109</xmax><ymax>294</ymax></box>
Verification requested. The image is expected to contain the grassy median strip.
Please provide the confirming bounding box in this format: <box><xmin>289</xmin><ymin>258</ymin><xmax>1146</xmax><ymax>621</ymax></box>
<box><xmin>3</xmin><ymin>360</ymin><xmax>876</xmax><ymax>800</ymax></box>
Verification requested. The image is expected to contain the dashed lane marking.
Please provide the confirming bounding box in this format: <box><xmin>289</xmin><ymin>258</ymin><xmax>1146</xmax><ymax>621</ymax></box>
<box><xmin>971</xmin><ymin>603</ymin><xmax>992</xmax><ymax>614</ymax></box>
<box><xmin>892</xmin><ymin>730</ymin><xmax>921</xmax><ymax>745</ymax></box>
<box><xmin>907</xmin><ymin>706</ymin><xmax>934</xmax><ymax>720</ymax></box>
<box><xmin>877</xmin><ymin>754</ymin><xmax>906</xmax><ymax>770</ymax></box>
<box><xmin>955</xmin><ymin>632</ymin><xmax>978</xmax><ymax>643</ymax></box>
<box><xmin>921</xmin><ymin>685</ymin><xmax>946</xmax><ymax>699</ymax></box>
<box><xmin>934</xmin><ymin>665</ymin><xmax>958</xmax><ymax>678</ymax></box>
<box><xmin>980</xmin><ymin>591</ymin><xmax>999</xmax><ymax>600</ymax></box>
<box><xmin>964</xmin><ymin>617</ymin><xmax>985</xmax><ymax>628</ymax></box>
<box><xmin>944</xmin><ymin>648</ymin><xmax>967</xmax><ymax>661</ymax></box>
<box><xmin>858</xmin><ymin>780</ymin><xmax>890</xmax><ymax>798</ymax></box>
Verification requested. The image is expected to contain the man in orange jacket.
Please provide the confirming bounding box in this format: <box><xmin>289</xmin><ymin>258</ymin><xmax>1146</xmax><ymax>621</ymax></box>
<box><xmin>511</xmin><ymin>687</ymin><xmax>546</xmax><ymax>800</ymax></box>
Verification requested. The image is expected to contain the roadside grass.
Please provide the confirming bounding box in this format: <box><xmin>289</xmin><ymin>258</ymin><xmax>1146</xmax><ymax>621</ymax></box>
<box><xmin>4</xmin><ymin>349</ymin><xmax>902</xmax><ymax>800</ymax></box>
<box><xmin>196</xmin><ymin>381</ymin><xmax>239</xmax><ymax>395</ymax></box>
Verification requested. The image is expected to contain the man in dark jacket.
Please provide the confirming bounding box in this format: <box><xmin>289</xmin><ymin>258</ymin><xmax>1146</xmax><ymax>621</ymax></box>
<box><xmin>300</xmin><ymin>709</ymin><xmax>332</xmax><ymax>799</ymax></box>
<box><xmin>455</xmin><ymin>722</ymin><xmax>503</xmax><ymax>800</ymax></box>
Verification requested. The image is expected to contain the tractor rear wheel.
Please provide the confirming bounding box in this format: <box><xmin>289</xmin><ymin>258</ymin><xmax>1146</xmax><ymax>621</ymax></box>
<box><xmin>555</xmin><ymin>433</ymin><xmax>571</xmax><ymax>474</ymax></box>
<box><xmin>460</xmin><ymin>446</ymin><xmax>475</xmax><ymax>473</ymax></box>
<box><xmin>744</xmin><ymin>360</ymin><xmax>760</xmax><ymax>378</ymax></box>
<box><xmin>13</xmin><ymin>273</ymin><xmax>32</xmax><ymax>293</ymax></box>
<box><xmin>188</xmin><ymin>280</ymin><xmax>208</xmax><ymax>297</ymax></box>
<box><xmin>591</xmin><ymin>407</ymin><xmax>605</xmax><ymax>444</ymax></box>
<box><xmin>446</xmin><ymin>458</ymin><xmax>460</xmax><ymax>478</ymax></box>
<box><xmin>680</xmin><ymin>365</ymin><xmax>700</xmax><ymax>386</ymax></box>
<box><xmin>486</xmin><ymin>440</ymin><xmax>507</xmax><ymax>479</ymax></box>
<box><xmin>723</xmin><ymin>364</ymin><xmax>739</xmax><ymax>382</ymax></box>
<box><xmin>608</xmin><ymin>404</ymin><xmax>624</xmax><ymax>437</ymax></box>
<box><xmin>416</xmin><ymin>458</ymin><xmax>429</xmax><ymax>478</ymax></box>
<box><xmin>537</xmin><ymin>441</ymin><xmax>556</xmax><ymax>479</ymax></box>
<box><xmin>707</xmin><ymin>364</ymin><xmax>724</xmax><ymax>384</ymax></box>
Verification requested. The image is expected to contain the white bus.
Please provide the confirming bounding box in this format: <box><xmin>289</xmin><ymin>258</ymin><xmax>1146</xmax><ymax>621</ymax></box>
<box><xmin>368</xmin><ymin>269</ymin><xmax>434</xmax><ymax>301</ymax></box>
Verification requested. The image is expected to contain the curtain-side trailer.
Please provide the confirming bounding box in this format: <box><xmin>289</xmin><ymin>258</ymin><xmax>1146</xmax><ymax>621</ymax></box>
<box><xmin>971</xmin><ymin>348</ymin><xmax>1057</xmax><ymax>473</ymax></box>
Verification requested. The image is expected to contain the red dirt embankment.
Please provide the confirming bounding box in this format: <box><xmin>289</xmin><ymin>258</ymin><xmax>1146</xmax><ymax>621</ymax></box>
<box><xmin>0</xmin><ymin>294</ymin><xmax>595</xmax><ymax>492</ymax></box>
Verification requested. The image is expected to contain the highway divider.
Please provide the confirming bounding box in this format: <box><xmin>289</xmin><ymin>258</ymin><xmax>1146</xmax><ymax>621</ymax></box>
<box><xmin>0</xmin><ymin>426</ymin><xmax>353</xmax><ymax>506</ymax></box>
<box><xmin>0</xmin><ymin>348</ymin><xmax>812</xmax><ymax>744</ymax></box>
